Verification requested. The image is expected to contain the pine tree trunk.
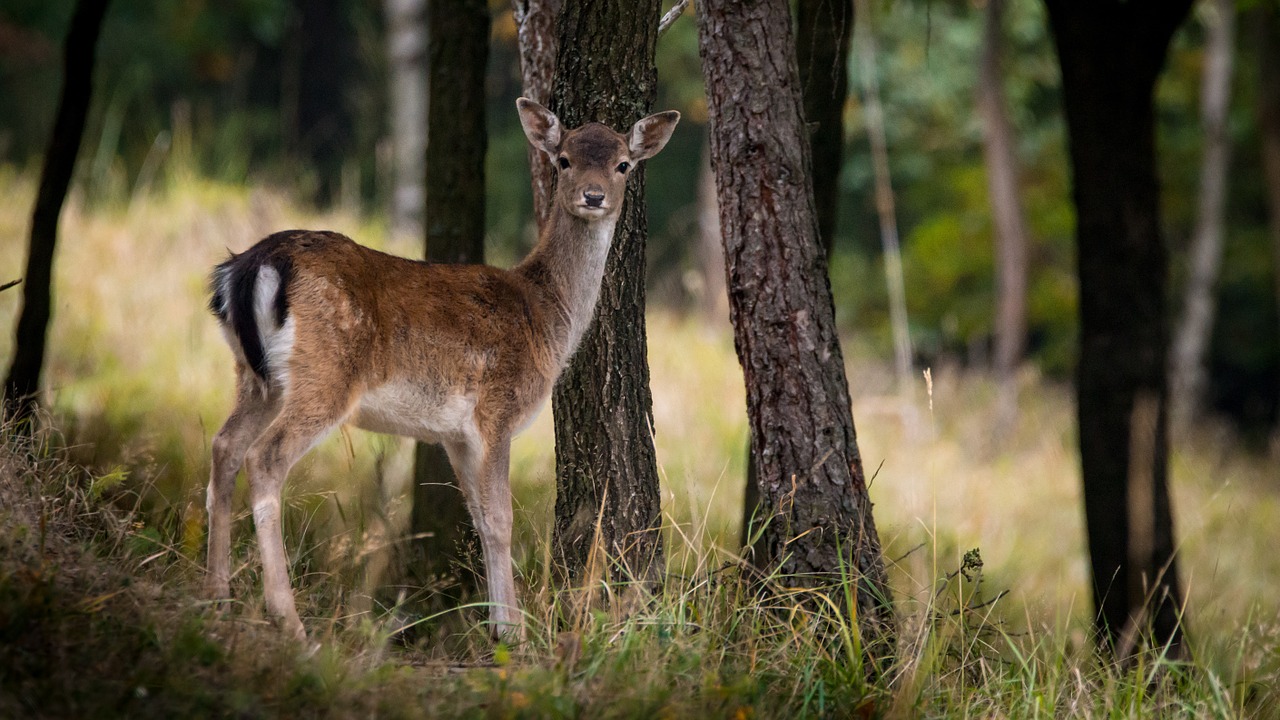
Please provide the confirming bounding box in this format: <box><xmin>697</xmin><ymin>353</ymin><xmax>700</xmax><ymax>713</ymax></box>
<box><xmin>512</xmin><ymin>0</ymin><xmax>560</xmax><ymax>231</ymax></box>
<box><xmin>549</xmin><ymin>0</ymin><xmax>665</xmax><ymax>582</ymax></box>
<box><xmin>410</xmin><ymin>0</ymin><xmax>489</xmax><ymax>589</ymax></box>
<box><xmin>977</xmin><ymin>0</ymin><xmax>1031</xmax><ymax>432</ymax></box>
<box><xmin>698</xmin><ymin>0</ymin><xmax>894</xmax><ymax>652</ymax></box>
<box><xmin>1171</xmin><ymin>0</ymin><xmax>1236</xmax><ymax>431</ymax></box>
<box><xmin>1044</xmin><ymin>0</ymin><xmax>1193</xmax><ymax>656</ymax></box>
<box><xmin>3</xmin><ymin>0</ymin><xmax>111</xmax><ymax>423</ymax></box>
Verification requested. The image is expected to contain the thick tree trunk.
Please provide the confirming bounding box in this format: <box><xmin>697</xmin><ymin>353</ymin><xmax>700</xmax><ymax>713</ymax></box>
<box><xmin>1258</xmin><ymin>6</ymin><xmax>1280</xmax><ymax>442</ymax></box>
<box><xmin>385</xmin><ymin>0</ymin><xmax>427</xmax><ymax>233</ymax></box>
<box><xmin>410</xmin><ymin>0</ymin><xmax>489</xmax><ymax>589</ymax></box>
<box><xmin>1170</xmin><ymin>0</ymin><xmax>1236</xmax><ymax>431</ymax></box>
<box><xmin>3</xmin><ymin>0</ymin><xmax>110</xmax><ymax>423</ymax></box>
<box><xmin>512</xmin><ymin>0</ymin><xmax>560</xmax><ymax>231</ymax></box>
<box><xmin>977</xmin><ymin>0</ymin><xmax>1031</xmax><ymax>431</ymax></box>
<box><xmin>698</xmin><ymin>0</ymin><xmax>894</xmax><ymax>652</ymax></box>
<box><xmin>549</xmin><ymin>0</ymin><xmax>665</xmax><ymax>582</ymax></box>
<box><xmin>1044</xmin><ymin>0</ymin><xmax>1193</xmax><ymax>655</ymax></box>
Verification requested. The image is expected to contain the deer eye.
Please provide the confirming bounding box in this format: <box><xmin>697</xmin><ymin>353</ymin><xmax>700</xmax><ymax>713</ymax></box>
<box><xmin>558</xmin><ymin>157</ymin><xmax>571</xmax><ymax>170</ymax></box>
<box><xmin>616</xmin><ymin>161</ymin><xmax>630</xmax><ymax>174</ymax></box>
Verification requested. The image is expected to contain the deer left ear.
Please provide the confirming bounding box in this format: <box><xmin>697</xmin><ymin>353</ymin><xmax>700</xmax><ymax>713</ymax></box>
<box><xmin>627</xmin><ymin>110</ymin><xmax>680</xmax><ymax>162</ymax></box>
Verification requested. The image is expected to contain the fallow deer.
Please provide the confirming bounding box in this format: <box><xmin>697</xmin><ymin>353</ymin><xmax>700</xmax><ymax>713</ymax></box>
<box><xmin>205</xmin><ymin>98</ymin><xmax>679</xmax><ymax>641</ymax></box>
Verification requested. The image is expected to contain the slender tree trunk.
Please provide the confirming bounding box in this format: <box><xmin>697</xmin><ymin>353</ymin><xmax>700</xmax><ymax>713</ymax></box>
<box><xmin>290</xmin><ymin>0</ymin><xmax>358</xmax><ymax>206</ymax></box>
<box><xmin>854</xmin><ymin>0</ymin><xmax>915</xmax><ymax>433</ymax></box>
<box><xmin>797</xmin><ymin>0</ymin><xmax>852</xmax><ymax>258</ymax></box>
<box><xmin>1171</xmin><ymin>0</ymin><xmax>1237</xmax><ymax>431</ymax></box>
<box><xmin>512</xmin><ymin>0</ymin><xmax>560</xmax><ymax>230</ymax></box>
<box><xmin>411</xmin><ymin>0</ymin><xmax>489</xmax><ymax>589</ymax></box>
<box><xmin>696</xmin><ymin>141</ymin><xmax>728</xmax><ymax>321</ymax></box>
<box><xmin>1258</xmin><ymin>5</ymin><xmax>1280</xmax><ymax>444</ymax></box>
<box><xmin>1044</xmin><ymin>0</ymin><xmax>1194</xmax><ymax>656</ymax></box>
<box><xmin>977</xmin><ymin>0</ymin><xmax>1031</xmax><ymax>432</ymax></box>
<box><xmin>549</xmin><ymin>0</ymin><xmax>665</xmax><ymax>582</ymax></box>
<box><xmin>698</xmin><ymin>0</ymin><xmax>894</xmax><ymax>654</ymax></box>
<box><xmin>3</xmin><ymin>0</ymin><xmax>111</xmax><ymax>423</ymax></box>
<box><xmin>386</xmin><ymin>0</ymin><xmax>427</xmax><ymax>234</ymax></box>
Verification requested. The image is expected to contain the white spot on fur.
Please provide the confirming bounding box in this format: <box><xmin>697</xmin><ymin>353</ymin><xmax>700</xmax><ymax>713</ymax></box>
<box><xmin>254</xmin><ymin>266</ymin><xmax>294</xmax><ymax>394</ymax></box>
<box><xmin>252</xmin><ymin>497</ymin><xmax>280</xmax><ymax>529</ymax></box>
<box><xmin>352</xmin><ymin>381</ymin><xmax>477</xmax><ymax>443</ymax></box>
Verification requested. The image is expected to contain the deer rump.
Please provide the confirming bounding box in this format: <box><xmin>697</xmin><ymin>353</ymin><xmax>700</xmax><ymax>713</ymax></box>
<box><xmin>208</xmin><ymin>229</ymin><xmax>303</xmax><ymax>387</ymax></box>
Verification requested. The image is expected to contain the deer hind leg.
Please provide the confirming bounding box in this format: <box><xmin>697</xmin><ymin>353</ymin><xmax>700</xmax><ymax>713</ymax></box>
<box><xmin>207</xmin><ymin>367</ymin><xmax>281</xmax><ymax>600</ymax></box>
<box><xmin>243</xmin><ymin>386</ymin><xmax>355</xmax><ymax>641</ymax></box>
<box><xmin>447</xmin><ymin>435</ymin><xmax>520</xmax><ymax>639</ymax></box>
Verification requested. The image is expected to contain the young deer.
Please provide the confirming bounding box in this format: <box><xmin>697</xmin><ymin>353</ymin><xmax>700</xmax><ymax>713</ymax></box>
<box><xmin>205</xmin><ymin>99</ymin><xmax>678</xmax><ymax>641</ymax></box>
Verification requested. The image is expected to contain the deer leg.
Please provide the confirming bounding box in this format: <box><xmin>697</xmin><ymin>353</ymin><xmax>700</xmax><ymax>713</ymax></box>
<box><xmin>450</xmin><ymin>436</ymin><xmax>520</xmax><ymax>640</ymax></box>
<box><xmin>207</xmin><ymin>368</ymin><xmax>280</xmax><ymax>599</ymax></box>
<box><xmin>243</xmin><ymin>392</ymin><xmax>353</xmax><ymax>641</ymax></box>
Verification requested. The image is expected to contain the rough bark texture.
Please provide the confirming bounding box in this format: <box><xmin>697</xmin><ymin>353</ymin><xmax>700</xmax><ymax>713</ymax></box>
<box><xmin>1259</xmin><ymin>6</ymin><xmax>1280</xmax><ymax>432</ymax></box>
<box><xmin>410</xmin><ymin>0</ymin><xmax>489</xmax><ymax>588</ymax></box>
<box><xmin>698</xmin><ymin>0</ymin><xmax>894</xmax><ymax>649</ymax></box>
<box><xmin>386</xmin><ymin>0</ymin><xmax>427</xmax><ymax>233</ymax></box>
<box><xmin>549</xmin><ymin>0</ymin><xmax>665</xmax><ymax>581</ymax></box>
<box><xmin>977</xmin><ymin>0</ymin><xmax>1031</xmax><ymax>431</ymax></box>
<box><xmin>512</xmin><ymin>0</ymin><xmax>561</xmax><ymax>230</ymax></box>
<box><xmin>796</xmin><ymin>0</ymin><xmax>852</xmax><ymax>258</ymax></box>
<box><xmin>1043</xmin><ymin>0</ymin><xmax>1193</xmax><ymax>655</ymax></box>
<box><xmin>1171</xmin><ymin>0</ymin><xmax>1236</xmax><ymax>431</ymax></box>
<box><xmin>3</xmin><ymin>0</ymin><xmax>110</xmax><ymax>423</ymax></box>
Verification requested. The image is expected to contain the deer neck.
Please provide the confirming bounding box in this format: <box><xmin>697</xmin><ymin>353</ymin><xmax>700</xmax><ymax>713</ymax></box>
<box><xmin>516</xmin><ymin>207</ymin><xmax>618</xmax><ymax>366</ymax></box>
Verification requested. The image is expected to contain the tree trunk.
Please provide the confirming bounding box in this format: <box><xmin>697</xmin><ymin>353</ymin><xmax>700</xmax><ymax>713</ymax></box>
<box><xmin>385</xmin><ymin>0</ymin><xmax>428</xmax><ymax>234</ymax></box>
<box><xmin>1170</xmin><ymin>0</ymin><xmax>1236</xmax><ymax>432</ymax></box>
<box><xmin>696</xmin><ymin>140</ymin><xmax>728</xmax><ymax>321</ymax></box>
<box><xmin>512</xmin><ymin>0</ymin><xmax>560</xmax><ymax>231</ymax></box>
<box><xmin>796</xmin><ymin>0</ymin><xmax>852</xmax><ymax>258</ymax></box>
<box><xmin>1258</xmin><ymin>5</ymin><xmax>1280</xmax><ymax>444</ymax></box>
<box><xmin>977</xmin><ymin>0</ymin><xmax>1031</xmax><ymax>432</ymax></box>
<box><xmin>698</xmin><ymin>0</ymin><xmax>894</xmax><ymax>653</ymax></box>
<box><xmin>410</xmin><ymin>0</ymin><xmax>489</xmax><ymax>590</ymax></box>
<box><xmin>549</xmin><ymin>0</ymin><xmax>665</xmax><ymax>582</ymax></box>
<box><xmin>3</xmin><ymin>0</ymin><xmax>111</xmax><ymax>424</ymax></box>
<box><xmin>289</xmin><ymin>0</ymin><xmax>358</xmax><ymax>206</ymax></box>
<box><xmin>1043</xmin><ymin>0</ymin><xmax>1194</xmax><ymax>656</ymax></box>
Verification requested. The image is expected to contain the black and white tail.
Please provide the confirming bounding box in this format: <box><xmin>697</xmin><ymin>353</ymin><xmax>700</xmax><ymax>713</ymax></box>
<box><xmin>208</xmin><ymin>231</ymin><xmax>298</xmax><ymax>384</ymax></box>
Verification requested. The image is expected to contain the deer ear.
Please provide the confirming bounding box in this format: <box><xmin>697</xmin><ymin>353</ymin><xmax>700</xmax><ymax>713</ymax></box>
<box><xmin>627</xmin><ymin>110</ymin><xmax>680</xmax><ymax>161</ymax></box>
<box><xmin>517</xmin><ymin>97</ymin><xmax>562</xmax><ymax>156</ymax></box>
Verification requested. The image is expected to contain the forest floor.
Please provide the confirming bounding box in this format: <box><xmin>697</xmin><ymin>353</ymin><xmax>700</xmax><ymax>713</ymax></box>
<box><xmin>1</xmin><ymin>173</ymin><xmax>1279</xmax><ymax>717</ymax></box>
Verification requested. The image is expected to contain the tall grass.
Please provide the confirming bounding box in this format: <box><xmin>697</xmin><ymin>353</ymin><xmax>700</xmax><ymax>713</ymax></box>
<box><xmin>1</xmin><ymin>168</ymin><xmax>1278</xmax><ymax>716</ymax></box>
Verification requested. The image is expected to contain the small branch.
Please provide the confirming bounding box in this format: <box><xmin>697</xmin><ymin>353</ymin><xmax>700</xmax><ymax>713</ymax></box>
<box><xmin>658</xmin><ymin>0</ymin><xmax>689</xmax><ymax>37</ymax></box>
<box><xmin>0</xmin><ymin>279</ymin><xmax>21</xmax><ymax>293</ymax></box>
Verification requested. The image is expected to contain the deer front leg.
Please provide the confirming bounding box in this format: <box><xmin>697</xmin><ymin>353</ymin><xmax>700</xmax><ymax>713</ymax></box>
<box><xmin>207</xmin><ymin>370</ymin><xmax>280</xmax><ymax>600</ymax></box>
<box><xmin>448</xmin><ymin>436</ymin><xmax>521</xmax><ymax>640</ymax></box>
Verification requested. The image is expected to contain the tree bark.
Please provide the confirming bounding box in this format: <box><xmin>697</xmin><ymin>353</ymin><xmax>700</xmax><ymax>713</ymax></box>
<box><xmin>698</xmin><ymin>0</ymin><xmax>894</xmax><ymax>652</ymax></box>
<box><xmin>1258</xmin><ymin>5</ymin><xmax>1280</xmax><ymax>443</ymax></box>
<box><xmin>512</xmin><ymin>0</ymin><xmax>560</xmax><ymax>230</ymax></box>
<box><xmin>977</xmin><ymin>0</ymin><xmax>1031</xmax><ymax>431</ymax></box>
<box><xmin>3</xmin><ymin>0</ymin><xmax>111</xmax><ymax>423</ymax></box>
<box><xmin>1170</xmin><ymin>0</ymin><xmax>1236</xmax><ymax>431</ymax></box>
<box><xmin>410</xmin><ymin>0</ymin><xmax>489</xmax><ymax>589</ymax></box>
<box><xmin>1043</xmin><ymin>0</ymin><xmax>1193</xmax><ymax>655</ymax></box>
<box><xmin>386</xmin><ymin>0</ymin><xmax>428</xmax><ymax>234</ymax></box>
<box><xmin>549</xmin><ymin>0</ymin><xmax>665</xmax><ymax>582</ymax></box>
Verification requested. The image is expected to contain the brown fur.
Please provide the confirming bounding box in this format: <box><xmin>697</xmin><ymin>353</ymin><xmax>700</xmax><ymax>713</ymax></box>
<box><xmin>205</xmin><ymin>98</ymin><xmax>679</xmax><ymax>641</ymax></box>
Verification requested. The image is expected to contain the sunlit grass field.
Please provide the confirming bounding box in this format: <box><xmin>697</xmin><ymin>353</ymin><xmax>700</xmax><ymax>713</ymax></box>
<box><xmin>2</xmin><ymin>168</ymin><xmax>1279</xmax><ymax>716</ymax></box>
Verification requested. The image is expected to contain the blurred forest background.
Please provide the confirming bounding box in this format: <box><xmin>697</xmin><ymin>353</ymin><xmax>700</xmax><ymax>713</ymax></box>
<box><xmin>2</xmin><ymin>0</ymin><xmax>1277</xmax><ymax>437</ymax></box>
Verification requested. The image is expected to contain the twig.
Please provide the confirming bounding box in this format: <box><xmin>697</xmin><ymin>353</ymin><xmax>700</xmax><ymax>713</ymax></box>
<box><xmin>658</xmin><ymin>0</ymin><xmax>689</xmax><ymax>37</ymax></box>
<box><xmin>0</xmin><ymin>279</ymin><xmax>20</xmax><ymax>293</ymax></box>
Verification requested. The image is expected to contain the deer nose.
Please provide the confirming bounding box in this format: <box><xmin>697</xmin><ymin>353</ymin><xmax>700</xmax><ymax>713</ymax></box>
<box><xmin>583</xmin><ymin>190</ymin><xmax>605</xmax><ymax>208</ymax></box>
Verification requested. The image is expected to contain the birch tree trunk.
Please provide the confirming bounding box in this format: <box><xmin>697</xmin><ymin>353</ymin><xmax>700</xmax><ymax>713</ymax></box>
<box><xmin>512</xmin><ymin>0</ymin><xmax>560</xmax><ymax>230</ymax></box>
<box><xmin>385</xmin><ymin>0</ymin><xmax>427</xmax><ymax>234</ymax></box>
<box><xmin>1171</xmin><ymin>0</ymin><xmax>1237</xmax><ymax>431</ymax></box>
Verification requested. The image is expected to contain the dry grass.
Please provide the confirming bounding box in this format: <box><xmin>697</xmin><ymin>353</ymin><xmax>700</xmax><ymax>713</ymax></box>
<box><xmin>1</xmin><ymin>169</ymin><xmax>1278</xmax><ymax>716</ymax></box>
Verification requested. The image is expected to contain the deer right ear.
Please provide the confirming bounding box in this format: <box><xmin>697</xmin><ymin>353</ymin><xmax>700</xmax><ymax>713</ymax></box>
<box><xmin>517</xmin><ymin>98</ymin><xmax>562</xmax><ymax>157</ymax></box>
